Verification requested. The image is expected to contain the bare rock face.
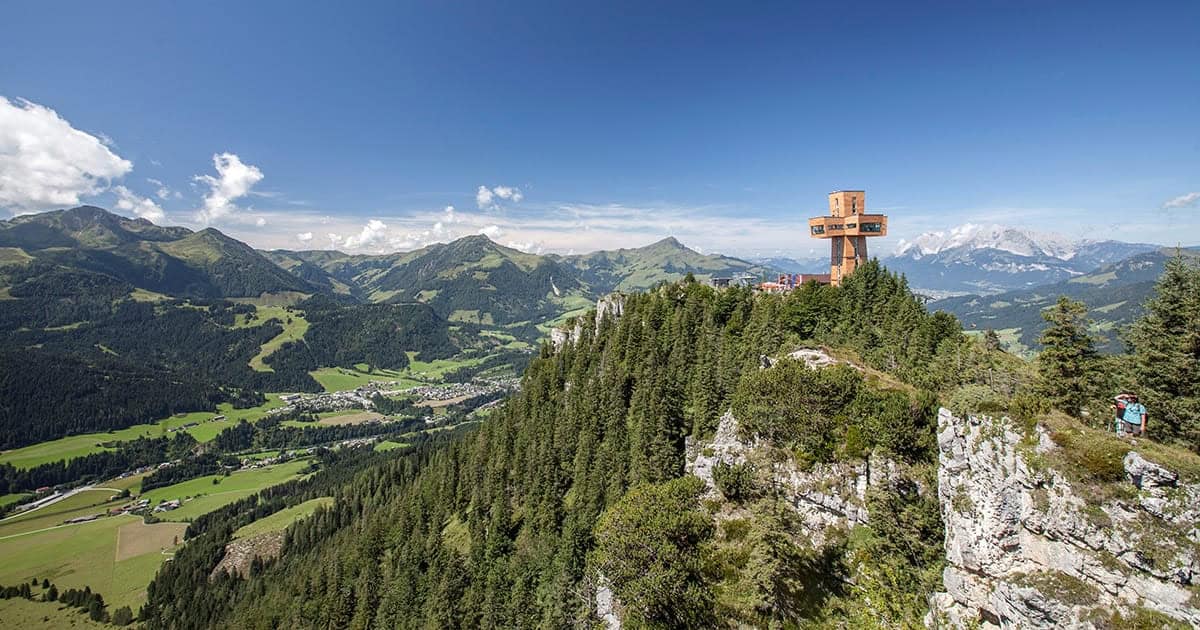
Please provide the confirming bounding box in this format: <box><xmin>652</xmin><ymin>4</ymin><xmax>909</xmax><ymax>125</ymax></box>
<box><xmin>594</xmin><ymin>574</ymin><xmax>622</xmax><ymax>630</ymax></box>
<box><xmin>552</xmin><ymin>294</ymin><xmax>624</xmax><ymax>351</ymax></box>
<box><xmin>595</xmin><ymin>293</ymin><xmax>625</xmax><ymax>329</ymax></box>
<box><xmin>685</xmin><ymin>410</ymin><xmax>750</xmax><ymax>496</ymax></box>
<box><xmin>758</xmin><ymin>348</ymin><xmax>854</xmax><ymax>371</ymax></box>
<box><xmin>685</xmin><ymin>408</ymin><xmax>902</xmax><ymax>548</ymax></box>
<box><xmin>927</xmin><ymin>408</ymin><xmax>1200</xmax><ymax>629</ymax></box>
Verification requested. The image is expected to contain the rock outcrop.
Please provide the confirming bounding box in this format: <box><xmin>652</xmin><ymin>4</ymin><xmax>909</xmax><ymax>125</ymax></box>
<box><xmin>210</xmin><ymin>531</ymin><xmax>284</xmax><ymax>580</ymax></box>
<box><xmin>928</xmin><ymin>408</ymin><xmax>1200</xmax><ymax>628</ymax></box>
<box><xmin>551</xmin><ymin>293</ymin><xmax>624</xmax><ymax>350</ymax></box>
<box><xmin>686</xmin><ymin>408</ymin><xmax>902</xmax><ymax>548</ymax></box>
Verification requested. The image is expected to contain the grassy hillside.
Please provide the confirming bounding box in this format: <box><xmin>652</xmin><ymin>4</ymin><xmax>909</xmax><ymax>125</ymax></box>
<box><xmin>0</xmin><ymin>207</ymin><xmax>315</xmax><ymax>299</ymax></box>
<box><xmin>557</xmin><ymin>236</ymin><xmax>773</xmax><ymax>291</ymax></box>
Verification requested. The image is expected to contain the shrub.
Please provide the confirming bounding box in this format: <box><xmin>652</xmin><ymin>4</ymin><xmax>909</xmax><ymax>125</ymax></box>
<box><xmin>712</xmin><ymin>461</ymin><xmax>756</xmax><ymax>502</ymax></box>
<box><xmin>1050</xmin><ymin>428</ymin><xmax>1127</xmax><ymax>482</ymax></box>
<box><xmin>946</xmin><ymin>384</ymin><xmax>1007</xmax><ymax>417</ymax></box>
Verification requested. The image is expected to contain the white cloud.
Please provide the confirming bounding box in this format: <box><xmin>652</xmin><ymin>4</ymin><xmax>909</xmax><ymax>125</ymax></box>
<box><xmin>0</xmin><ymin>96</ymin><xmax>132</xmax><ymax>213</ymax></box>
<box><xmin>480</xmin><ymin>225</ymin><xmax>504</xmax><ymax>239</ymax></box>
<box><xmin>255</xmin><ymin>217</ymin><xmax>267</xmax><ymax>227</ymax></box>
<box><xmin>342</xmin><ymin>219</ymin><xmax>389</xmax><ymax>250</ymax></box>
<box><xmin>475</xmin><ymin>184</ymin><xmax>523</xmax><ymax>209</ymax></box>
<box><xmin>1163</xmin><ymin>192</ymin><xmax>1200</xmax><ymax>210</ymax></box>
<box><xmin>147</xmin><ymin>178</ymin><xmax>179</xmax><ymax>200</ymax></box>
<box><xmin>493</xmin><ymin>186</ymin><xmax>523</xmax><ymax>202</ymax></box>
<box><xmin>112</xmin><ymin>185</ymin><xmax>165</xmax><ymax>223</ymax></box>
<box><xmin>506</xmin><ymin>240</ymin><xmax>541</xmax><ymax>253</ymax></box>
<box><xmin>194</xmin><ymin>152</ymin><xmax>264</xmax><ymax>223</ymax></box>
<box><xmin>475</xmin><ymin>186</ymin><xmax>494</xmax><ymax>209</ymax></box>
<box><xmin>297</xmin><ymin>232</ymin><xmax>313</xmax><ymax>242</ymax></box>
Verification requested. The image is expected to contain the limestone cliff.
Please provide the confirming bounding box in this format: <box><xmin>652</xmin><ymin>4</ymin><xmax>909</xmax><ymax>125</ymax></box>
<box><xmin>928</xmin><ymin>409</ymin><xmax>1200</xmax><ymax>628</ymax></box>
<box><xmin>551</xmin><ymin>293</ymin><xmax>625</xmax><ymax>350</ymax></box>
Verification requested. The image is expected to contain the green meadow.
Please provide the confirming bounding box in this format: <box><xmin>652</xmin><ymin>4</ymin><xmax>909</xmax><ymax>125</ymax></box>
<box><xmin>241</xmin><ymin>306</ymin><xmax>310</xmax><ymax>371</ymax></box>
<box><xmin>0</xmin><ymin>459</ymin><xmax>313</xmax><ymax>613</ymax></box>
<box><xmin>0</xmin><ymin>395</ymin><xmax>288</xmax><ymax>470</ymax></box>
<box><xmin>140</xmin><ymin>458</ymin><xmax>312</xmax><ymax>522</ymax></box>
<box><xmin>0</xmin><ymin>594</ymin><xmax>111</xmax><ymax>629</ymax></box>
<box><xmin>233</xmin><ymin>497</ymin><xmax>333</xmax><ymax>539</ymax></box>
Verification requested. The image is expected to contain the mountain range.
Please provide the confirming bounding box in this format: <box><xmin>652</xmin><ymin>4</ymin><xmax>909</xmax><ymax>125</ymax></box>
<box><xmin>885</xmin><ymin>223</ymin><xmax>1159</xmax><ymax>295</ymax></box>
<box><xmin>3</xmin><ymin>207</ymin><xmax>1183</xmax><ymax>356</ymax></box>
<box><xmin>934</xmin><ymin>246</ymin><xmax>1199</xmax><ymax>354</ymax></box>
<box><xmin>0</xmin><ymin>207</ymin><xmax>775</xmax><ymax>330</ymax></box>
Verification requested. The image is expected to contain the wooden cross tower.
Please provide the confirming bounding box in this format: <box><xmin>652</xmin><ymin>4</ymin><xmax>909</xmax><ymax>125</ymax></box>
<box><xmin>807</xmin><ymin>190</ymin><xmax>888</xmax><ymax>286</ymax></box>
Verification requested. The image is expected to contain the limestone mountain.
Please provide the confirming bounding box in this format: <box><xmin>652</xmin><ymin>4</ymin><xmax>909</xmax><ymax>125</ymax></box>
<box><xmin>885</xmin><ymin>223</ymin><xmax>1158</xmax><ymax>295</ymax></box>
<box><xmin>0</xmin><ymin>206</ymin><xmax>317</xmax><ymax>299</ymax></box>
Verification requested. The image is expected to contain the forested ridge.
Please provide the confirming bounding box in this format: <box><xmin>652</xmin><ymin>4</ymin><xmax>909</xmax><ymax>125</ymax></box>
<box><xmin>140</xmin><ymin>262</ymin><xmax>987</xmax><ymax>629</ymax></box>
<box><xmin>0</xmin><ymin>284</ymin><xmax>457</xmax><ymax>448</ymax></box>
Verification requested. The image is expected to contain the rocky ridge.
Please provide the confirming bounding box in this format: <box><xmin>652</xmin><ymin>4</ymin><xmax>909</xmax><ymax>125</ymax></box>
<box><xmin>928</xmin><ymin>409</ymin><xmax>1200</xmax><ymax>628</ymax></box>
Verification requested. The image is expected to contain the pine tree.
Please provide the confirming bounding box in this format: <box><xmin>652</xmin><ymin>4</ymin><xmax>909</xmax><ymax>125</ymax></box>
<box><xmin>1126</xmin><ymin>253</ymin><xmax>1200</xmax><ymax>448</ymax></box>
<box><xmin>1037</xmin><ymin>297</ymin><xmax>1098</xmax><ymax>417</ymax></box>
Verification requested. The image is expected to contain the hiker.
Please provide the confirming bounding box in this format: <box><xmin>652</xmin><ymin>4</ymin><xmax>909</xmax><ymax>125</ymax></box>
<box><xmin>1119</xmin><ymin>394</ymin><xmax>1148</xmax><ymax>438</ymax></box>
<box><xmin>1112</xmin><ymin>392</ymin><xmax>1132</xmax><ymax>434</ymax></box>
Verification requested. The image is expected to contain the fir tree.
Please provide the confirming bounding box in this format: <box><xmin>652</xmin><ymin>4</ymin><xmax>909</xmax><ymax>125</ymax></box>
<box><xmin>1126</xmin><ymin>252</ymin><xmax>1200</xmax><ymax>448</ymax></box>
<box><xmin>1037</xmin><ymin>297</ymin><xmax>1098</xmax><ymax>417</ymax></box>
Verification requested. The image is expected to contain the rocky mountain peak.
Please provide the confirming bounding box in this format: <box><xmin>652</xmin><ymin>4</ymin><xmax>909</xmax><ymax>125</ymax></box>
<box><xmin>894</xmin><ymin>223</ymin><xmax>1081</xmax><ymax>260</ymax></box>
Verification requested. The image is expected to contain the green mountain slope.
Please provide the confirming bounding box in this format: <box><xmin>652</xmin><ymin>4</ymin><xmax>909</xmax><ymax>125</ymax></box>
<box><xmin>266</xmin><ymin>235</ymin><xmax>775</xmax><ymax>327</ymax></box>
<box><xmin>556</xmin><ymin>236</ymin><xmax>773</xmax><ymax>292</ymax></box>
<box><xmin>141</xmin><ymin>267</ymin><xmax>963</xmax><ymax>629</ymax></box>
<box><xmin>268</xmin><ymin>235</ymin><xmax>583</xmax><ymax>326</ymax></box>
<box><xmin>0</xmin><ymin>207</ymin><xmax>316</xmax><ymax>299</ymax></box>
<box><xmin>934</xmin><ymin>247</ymin><xmax>1200</xmax><ymax>354</ymax></box>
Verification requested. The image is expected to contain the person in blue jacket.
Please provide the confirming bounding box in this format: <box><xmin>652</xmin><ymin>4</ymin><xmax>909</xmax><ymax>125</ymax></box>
<box><xmin>1120</xmin><ymin>394</ymin><xmax>1148</xmax><ymax>437</ymax></box>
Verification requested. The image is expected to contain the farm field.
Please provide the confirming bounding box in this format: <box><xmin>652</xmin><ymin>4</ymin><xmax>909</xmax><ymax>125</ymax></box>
<box><xmin>0</xmin><ymin>513</ymin><xmax>186</xmax><ymax>611</ymax></box>
<box><xmin>309</xmin><ymin>366</ymin><xmax>422</xmax><ymax>392</ymax></box>
<box><xmin>313</xmin><ymin>410</ymin><xmax>384</xmax><ymax>426</ymax></box>
<box><xmin>402</xmin><ymin>352</ymin><xmax>487</xmax><ymax>379</ymax></box>
<box><xmin>1</xmin><ymin>492</ymin><xmax>30</xmax><ymax>507</ymax></box>
<box><xmin>0</xmin><ymin>488</ymin><xmax>129</xmax><ymax>537</ymax></box>
<box><xmin>140</xmin><ymin>458</ymin><xmax>312</xmax><ymax>522</ymax></box>
<box><xmin>0</xmin><ymin>394</ymin><xmax>288</xmax><ymax>469</ymax></box>
<box><xmin>233</xmin><ymin>497</ymin><xmax>333</xmax><ymax>540</ymax></box>
<box><xmin>0</xmin><ymin>459</ymin><xmax>313</xmax><ymax>613</ymax></box>
<box><xmin>373</xmin><ymin>440</ymin><xmax>408</xmax><ymax>452</ymax></box>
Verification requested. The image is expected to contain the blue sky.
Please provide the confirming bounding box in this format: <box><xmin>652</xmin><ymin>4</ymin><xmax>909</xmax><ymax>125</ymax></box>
<box><xmin>1</xmin><ymin>0</ymin><xmax>1198</xmax><ymax>256</ymax></box>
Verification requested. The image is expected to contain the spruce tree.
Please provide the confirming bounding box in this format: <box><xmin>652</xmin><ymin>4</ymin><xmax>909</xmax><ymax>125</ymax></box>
<box><xmin>1036</xmin><ymin>297</ymin><xmax>1098</xmax><ymax>417</ymax></box>
<box><xmin>1126</xmin><ymin>253</ymin><xmax>1200</xmax><ymax>448</ymax></box>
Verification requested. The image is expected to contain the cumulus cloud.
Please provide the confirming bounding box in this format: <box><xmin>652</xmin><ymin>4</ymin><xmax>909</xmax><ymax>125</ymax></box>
<box><xmin>255</xmin><ymin>217</ymin><xmax>267</xmax><ymax>227</ymax></box>
<box><xmin>194</xmin><ymin>152</ymin><xmax>264</xmax><ymax>223</ymax></box>
<box><xmin>342</xmin><ymin>219</ymin><xmax>389</xmax><ymax>250</ymax></box>
<box><xmin>1163</xmin><ymin>192</ymin><xmax>1200</xmax><ymax>210</ymax></box>
<box><xmin>0</xmin><ymin>96</ymin><xmax>133</xmax><ymax>213</ymax></box>
<box><xmin>493</xmin><ymin>186</ymin><xmax>523</xmax><ymax>202</ymax></box>
<box><xmin>476</xmin><ymin>184</ymin><xmax>523</xmax><ymax>209</ymax></box>
<box><xmin>480</xmin><ymin>225</ymin><xmax>504</xmax><ymax>239</ymax></box>
<box><xmin>112</xmin><ymin>185</ymin><xmax>166</xmax><ymax>222</ymax></box>
<box><xmin>475</xmin><ymin>186</ymin><xmax>493</xmax><ymax>209</ymax></box>
<box><xmin>297</xmin><ymin>232</ymin><xmax>313</xmax><ymax>242</ymax></box>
